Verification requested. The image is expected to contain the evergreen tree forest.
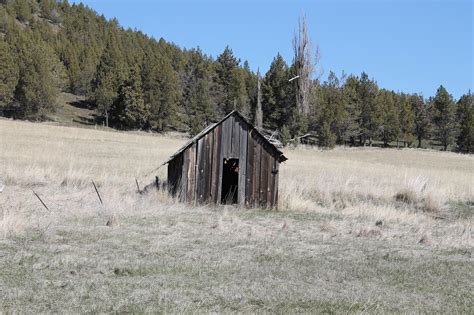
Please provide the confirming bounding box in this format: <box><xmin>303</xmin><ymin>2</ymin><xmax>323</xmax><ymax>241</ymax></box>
<box><xmin>0</xmin><ymin>0</ymin><xmax>472</xmax><ymax>152</ymax></box>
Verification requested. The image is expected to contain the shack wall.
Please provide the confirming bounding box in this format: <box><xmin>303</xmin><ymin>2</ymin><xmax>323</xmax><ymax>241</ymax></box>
<box><xmin>168</xmin><ymin>113</ymin><xmax>280</xmax><ymax>208</ymax></box>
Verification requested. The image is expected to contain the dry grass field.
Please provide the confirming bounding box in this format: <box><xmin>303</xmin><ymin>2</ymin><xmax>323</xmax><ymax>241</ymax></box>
<box><xmin>1</xmin><ymin>118</ymin><xmax>473</xmax><ymax>313</ymax></box>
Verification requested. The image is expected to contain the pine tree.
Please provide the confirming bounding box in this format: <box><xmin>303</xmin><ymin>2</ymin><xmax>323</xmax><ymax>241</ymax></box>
<box><xmin>6</xmin><ymin>27</ymin><xmax>64</xmax><ymax>119</ymax></box>
<box><xmin>341</xmin><ymin>75</ymin><xmax>361</xmax><ymax>146</ymax></box>
<box><xmin>262</xmin><ymin>54</ymin><xmax>292</xmax><ymax>130</ymax></box>
<box><xmin>357</xmin><ymin>72</ymin><xmax>380</xmax><ymax>146</ymax></box>
<box><xmin>142</xmin><ymin>53</ymin><xmax>180</xmax><ymax>131</ymax></box>
<box><xmin>432</xmin><ymin>85</ymin><xmax>457</xmax><ymax>151</ymax></box>
<box><xmin>216</xmin><ymin>46</ymin><xmax>238</xmax><ymax>114</ymax></box>
<box><xmin>376</xmin><ymin>90</ymin><xmax>399</xmax><ymax>147</ymax></box>
<box><xmin>215</xmin><ymin>46</ymin><xmax>248</xmax><ymax>115</ymax></box>
<box><xmin>39</xmin><ymin>0</ymin><xmax>62</xmax><ymax>23</ymax></box>
<box><xmin>16</xmin><ymin>42</ymin><xmax>63</xmax><ymax>119</ymax></box>
<box><xmin>182</xmin><ymin>48</ymin><xmax>214</xmax><ymax>135</ymax></box>
<box><xmin>61</xmin><ymin>42</ymin><xmax>81</xmax><ymax>92</ymax></box>
<box><xmin>280</xmin><ymin>125</ymin><xmax>291</xmax><ymax>147</ymax></box>
<box><xmin>8</xmin><ymin>0</ymin><xmax>32</xmax><ymax>23</ymax></box>
<box><xmin>0</xmin><ymin>37</ymin><xmax>19</xmax><ymax>111</ymax></box>
<box><xmin>318</xmin><ymin>121</ymin><xmax>336</xmax><ymax>148</ymax></box>
<box><xmin>188</xmin><ymin>79</ymin><xmax>212</xmax><ymax>136</ymax></box>
<box><xmin>90</xmin><ymin>41</ymin><xmax>127</xmax><ymax>127</ymax></box>
<box><xmin>0</xmin><ymin>5</ymin><xmax>9</xmax><ymax>33</ymax></box>
<box><xmin>241</xmin><ymin>60</ymin><xmax>257</xmax><ymax>120</ymax></box>
<box><xmin>411</xmin><ymin>94</ymin><xmax>430</xmax><ymax>148</ymax></box>
<box><xmin>317</xmin><ymin>71</ymin><xmax>344</xmax><ymax>146</ymax></box>
<box><xmin>59</xmin><ymin>3</ymin><xmax>103</xmax><ymax>94</ymax></box>
<box><xmin>456</xmin><ymin>93</ymin><xmax>473</xmax><ymax>153</ymax></box>
<box><xmin>398</xmin><ymin>93</ymin><xmax>415</xmax><ymax>147</ymax></box>
<box><xmin>111</xmin><ymin>66</ymin><xmax>148</xmax><ymax>129</ymax></box>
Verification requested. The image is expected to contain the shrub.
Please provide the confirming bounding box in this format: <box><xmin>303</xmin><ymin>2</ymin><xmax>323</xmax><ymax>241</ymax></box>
<box><xmin>395</xmin><ymin>188</ymin><xmax>418</xmax><ymax>204</ymax></box>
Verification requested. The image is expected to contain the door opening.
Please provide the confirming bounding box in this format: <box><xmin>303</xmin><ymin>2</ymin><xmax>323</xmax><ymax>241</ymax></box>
<box><xmin>221</xmin><ymin>158</ymin><xmax>239</xmax><ymax>204</ymax></box>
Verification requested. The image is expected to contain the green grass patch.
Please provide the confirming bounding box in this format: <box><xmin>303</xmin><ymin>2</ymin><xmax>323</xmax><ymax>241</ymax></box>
<box><xmin>448</xmin><ymin>200</ymin><xmax>474</xmax><ymax>220</ymax></box>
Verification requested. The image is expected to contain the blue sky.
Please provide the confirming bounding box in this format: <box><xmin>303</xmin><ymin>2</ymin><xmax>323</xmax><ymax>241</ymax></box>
<box><xmin>72</xmin><ymin>0</ymin><xmax>472</xmax><ymax>99</ymax></box>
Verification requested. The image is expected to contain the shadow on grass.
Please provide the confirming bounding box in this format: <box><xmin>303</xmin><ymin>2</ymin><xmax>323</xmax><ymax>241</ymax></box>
<box><xmin>69</xmin><ymin>100</ymin><xmax>95</xmax><ymax>110</ymax></box>
<box><xmin>72</xmin><ymin>115</ymin><xmax>97</xmax><ymax>126</ymax></box>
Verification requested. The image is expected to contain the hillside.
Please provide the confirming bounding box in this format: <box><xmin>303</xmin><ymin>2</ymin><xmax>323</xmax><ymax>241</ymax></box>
<box><xmin>1</xmin><ymin>1</ymin><xmax>472</xmax><ymax>152</ymax></box>
<box><xmin>0</xmin><ymin>0</ymin><xmax>258</xmax><ymax>134</ymax></box>
<box><xmin>45</xmin><ymin>92</ymin><xmax>95</xmax><ymax>126</ymax></box>
<box><xmin>1</xmin><ymin>119</ymin><xmax>473</xmax><ymax>312</ymax></box>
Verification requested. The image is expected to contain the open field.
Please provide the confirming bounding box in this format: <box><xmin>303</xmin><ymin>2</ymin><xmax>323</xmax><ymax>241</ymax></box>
<box><xmin>0</xmin><ymin>118</ymin><xmax>473</xmax><ymax>313</ymax></box>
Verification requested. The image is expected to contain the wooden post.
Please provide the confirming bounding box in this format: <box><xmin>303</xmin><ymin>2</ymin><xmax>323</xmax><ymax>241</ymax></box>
<box><xmin>32</xmin><ymin>190</ymin><xmax>49</xmax><ymax>211</ymax></box>
<box><xmin>92</xmin><ymin>180</ymin><xmax>103</xmax><ymax>206</ymax></box>
<box><xmin>135</xmin><ymin>178</ymin><xmax>141</xmax><ymax>193</ymax></box>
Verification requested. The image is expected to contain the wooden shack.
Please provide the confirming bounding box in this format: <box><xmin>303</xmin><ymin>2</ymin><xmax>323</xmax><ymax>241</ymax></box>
<box><xmin>164</xmin><ymin>110</ymin><xmax>287</xmax><ymax>208</ymax></box>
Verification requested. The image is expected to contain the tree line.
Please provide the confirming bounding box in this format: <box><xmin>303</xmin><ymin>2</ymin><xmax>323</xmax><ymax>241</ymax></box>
<box><xmin>0</xmin><ymin>0</ymin><xmax>472</xmax><ymax>153</ymax></box>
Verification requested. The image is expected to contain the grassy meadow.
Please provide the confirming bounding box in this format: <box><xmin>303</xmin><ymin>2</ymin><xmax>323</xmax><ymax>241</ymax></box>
<box><xmin>0</xmin><ymin>118</ymin><xmax>473</xmax><ymax>313</ymax></box>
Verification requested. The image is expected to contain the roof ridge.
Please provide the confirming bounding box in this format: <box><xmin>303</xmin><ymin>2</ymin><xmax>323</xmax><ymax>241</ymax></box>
<box><xmin>162</xmin><ymin>110</ymin><xmax>287</xmax><ymax>165</ymax></box>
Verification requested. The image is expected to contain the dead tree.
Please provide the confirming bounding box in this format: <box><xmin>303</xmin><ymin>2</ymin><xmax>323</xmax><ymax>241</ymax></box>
<box><xmin>255</xmin><ymin>69</ymin><xmax>263</xmax><ymax>129</ymax></box>
<box><xmin>292</xmin><ymin>15</ymin><xmax>320</xmax><ymax>116</ymax></box>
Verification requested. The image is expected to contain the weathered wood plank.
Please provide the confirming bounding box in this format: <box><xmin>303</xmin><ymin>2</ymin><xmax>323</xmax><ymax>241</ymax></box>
<box><xmin>260</xmin><ymin>148</ymin><xmax>268</xmax><ymax>208</ymax></box>
<box><xmin>209</xmin><ymin>129</ymin><xmax>218</xmax><ymax>203</ymax></box>
<box><xmin>187</xmin><ymin>143</ymin><xmax>196</xmax><ymax>203</ymax></box>
<box><xmin>210</xmin><ymin>126</ymin><xmax>220</xmax><ymax>203</ymax></box>
<box><xmin>168</xmin><ymin>153</ymin><xmax>183</xmax><ymax>198</ymax></box>
<box><xmin>266</xmin><ymin>150</ymin><xmax>273</xmax><ymax>207</ymax></box>
<box><xmin>274</xmin><ymin>161</ymin><xmax>279</xmax><ymax>209</ymax></box>
<box><xmin>271</xmin><ymin>157</ymin><xmax>279</xmax><ymax>208</ymax></box>
<box><xmin>231</xmin><ymin>116</ymin><xmax>240</xmax><ymax>158</ymax></box>
<box><xmin>223</xmin><ymin>115</ymin><xmax>233</xmax><ymax>158</ymax></box>
<box><xmin>238</xmin><ymin>122</ymin><xmax>248</xmax><ymax>205</ymax></box>
<box><xmin>196</xmin><ymin>137</ymin><xmax>205</xmax><ymax>203</ymax></box>
<box><xmin>230</xmin><ymin>115</ymin><xmax>236</xmax><ymax>158</ymax></box>
<box><xmin>228</xmin><ymin>116</ymin><xmax>233</xmax><ymax>158</ymax></box>
<box><xmin>228</xmin><ymin>115</ymin><xmax>234</xmax><ymax>157</ymax></box>
<box><xmin>253</xmin><ymin>136</ymin><xmax>261</xmax><ymax>207</ymax></box>
<box><xmin>204</xmin><ymin>133</ymin><xmax>211</xmax><ymax>203</ymax></box>
<box><xmin>245</xmin><ymin>130</ymin><xmax>254</xmax><ymax>206</ymax></box>
<box><xmin>167</xmin><ymin>163</ymin><xmax>175</xmax><ymax>196</ymax></box>
<box><xmin>228</xmin><ymin>115</ymin><xmax>234</xmax><ymax>158</ymax></box>
<box><xmin>220</xmin><ymin>117</ymin><xmax>227</xmax><ymax>160</ymax></box>
<box><xmin>180</xmin><ymin>148</ymin><xmax>189</xmax><ymax>202</ymax></box>
<box><xmin>218</xmin><ymin>123</ymin><xmax>226</xmax><ymax>203</ymax></box>
<box><xmin>203</xmin><ymin>132</ymin><xmax>212</xmax><ymax>203</ymax></box>
<box><xmin>256</xmin><ymin>135</ymin><xmax>263</xmax><ymax>207</ymax></box>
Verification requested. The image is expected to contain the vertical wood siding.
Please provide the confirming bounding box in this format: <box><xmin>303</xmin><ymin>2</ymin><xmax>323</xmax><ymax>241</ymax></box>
<box><xmin>167</xmin><ymin>113</ymin><xmax>282</xmax><ymax>208</ymax></box>
<box><xmin>211</xmin><ymin>125</ymin><xmax>221</xmax><ymax>203</ymax></box>
<box><xmin>238</xmin><ymin>119</ymin><xmax>248</xmax><ymax>205</ymax></box>
<box><xmin>252</xmin><ymin>135</ymin><xmax>261</xmax><ymax>207</ymax></box>
<box><xmin>168</xmin><ymin>153</ymin><xmax>183</xmax><ymax>198</ymax></box>
<box><xmin>186</xmin><ymin>143</ymin><xmax>197</xmax><ymax>203</ymax></box>
<box><xmin>245</xmin><ymin>131</ymin><xmax>254</xmax><ymax>207</ymax></box>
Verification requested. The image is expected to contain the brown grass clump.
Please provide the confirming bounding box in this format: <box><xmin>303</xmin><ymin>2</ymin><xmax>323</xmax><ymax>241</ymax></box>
<box><xmin>421</xmin><ymin>194</ymin><xmax>442</xmax><ymax>214</ymax></box>
<box><xmin>395</xmin><ymin>188</ymin><xmax>418</xmax><ymax>204</ymax></box>
<box><xmin>106</xmin><ymin>214</ymin><xmax>118</xmax><ymax>227</ymax></box>
<box><xmin>355</xmin><ymin>226</ymin><xmax>383</xmax><ymax>238</ymax></box>
<box><xmin>393</xmin><ymin>176</ymin><xmax>444</xmax><ymax>216</ymax></box>
<box><xmin>419</xmin><ymin>234</ymin><xmax>433</xmax><ymax>245</ymax></box>
<box><xmin>394</xmin><ymin>176</ymin><xmax>428</xmax><ymax>204</ymax></box>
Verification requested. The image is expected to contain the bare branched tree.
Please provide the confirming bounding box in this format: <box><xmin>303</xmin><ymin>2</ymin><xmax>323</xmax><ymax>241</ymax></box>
<box><xmin>255</xmin><ymin>69</ymin><xmax>263</xmax><ymax>129</ymax></box>
<box><xmin>292</xmin><ymin>15</ymin><xmax>321</xmax><ymax>115</ymax></box>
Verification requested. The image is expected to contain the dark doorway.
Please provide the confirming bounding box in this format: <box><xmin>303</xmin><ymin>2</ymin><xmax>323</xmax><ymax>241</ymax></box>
<box><xmin>221</xmin><ymin>158</ymin><xmax>239</xmax><ymax>204</ymax></box>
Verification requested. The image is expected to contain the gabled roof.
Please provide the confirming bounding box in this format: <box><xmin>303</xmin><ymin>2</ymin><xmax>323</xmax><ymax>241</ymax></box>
<box><xmin>163</xmin><ymin>110</ymin><xmax>287</xmax><ymax>165</ymax></box>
